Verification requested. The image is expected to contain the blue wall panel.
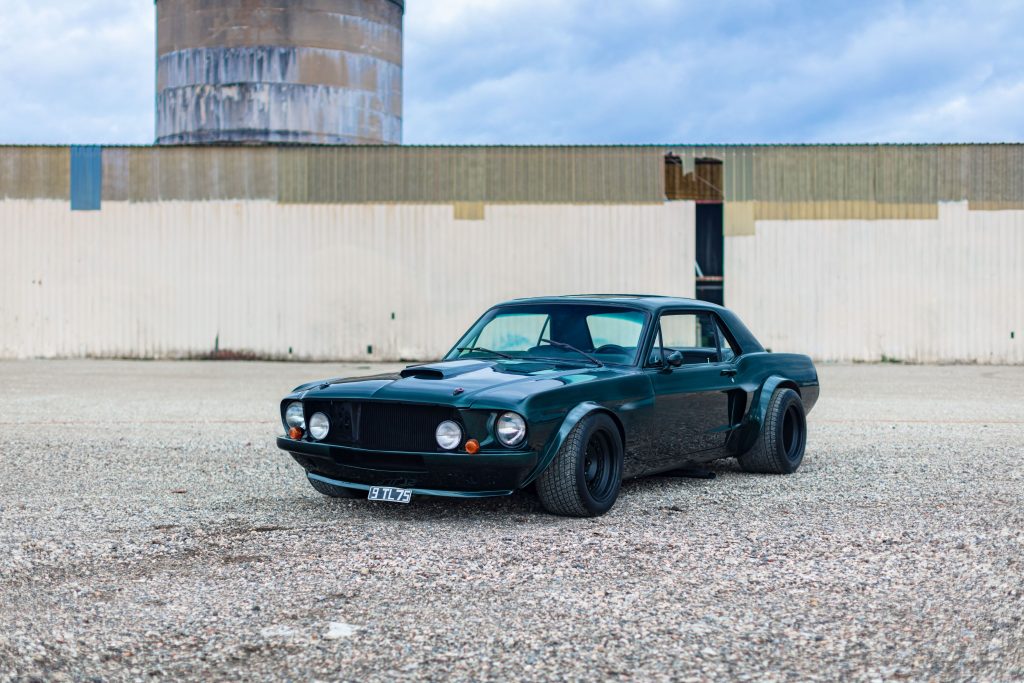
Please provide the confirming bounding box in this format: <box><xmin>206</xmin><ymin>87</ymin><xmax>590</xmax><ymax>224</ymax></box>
<box><xmin>70</xmin><ymin>145</ymin><xmax>102</xmax><ymax>210</ymax></box>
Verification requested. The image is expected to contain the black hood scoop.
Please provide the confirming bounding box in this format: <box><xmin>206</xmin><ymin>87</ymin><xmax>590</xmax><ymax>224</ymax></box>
<box><xmin>400</xmin><ymin>360</ymin><xmax>492</xmax><ymax>379</ymax></box>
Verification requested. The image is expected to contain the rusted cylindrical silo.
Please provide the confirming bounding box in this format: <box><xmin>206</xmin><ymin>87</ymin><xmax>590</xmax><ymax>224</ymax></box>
<box><xmin>155</xmin><ymin>0</ymin><xmax>403</xmax><ymax>145</ymax></box>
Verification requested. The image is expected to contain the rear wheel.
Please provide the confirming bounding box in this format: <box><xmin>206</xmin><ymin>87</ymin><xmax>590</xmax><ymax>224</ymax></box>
<box><xmin>536</xmin><ymin>413</ymin><xmax>623</xmax><ymax>517</ymax></box>
<box><xmin>738</xmin><ymin>388</ymin><xmax>807</xmax><ymax>474</ymax></box>
<box><xmin>307</xmin><ymin>475</ymin><xmax>364</xmax><ymax>499</ymax></box>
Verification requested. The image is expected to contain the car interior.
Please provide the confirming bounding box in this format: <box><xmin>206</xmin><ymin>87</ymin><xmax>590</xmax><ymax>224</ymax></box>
<box><xmin>461</xmin><ymin>306</ymin><xmax>740</xmax><ymax>368</ymax></box>
<box><xmin>646</xmin><ymin>311</ymin><xmax>738</xmax><ymax>367</ymax></box>
<box><xmin>524</xmin><ymin>310</ymin><xmax>642</xmax><ymax>365</ymax></box>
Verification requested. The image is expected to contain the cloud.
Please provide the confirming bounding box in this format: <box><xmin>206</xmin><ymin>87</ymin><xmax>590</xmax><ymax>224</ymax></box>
<box><xmin>0</xmin><ymin>0</ymin><xmax>152</xmax><ymax>144</ymax></box>
<box><xmin>1</xmin><ymin>0</ymin><xmax>1022</xmax><ymax>144</ymax></box>
<box><xmin>403</xmin><ymin>0</ymin><xmax>1024</xmax><ymax>144</ymax></box>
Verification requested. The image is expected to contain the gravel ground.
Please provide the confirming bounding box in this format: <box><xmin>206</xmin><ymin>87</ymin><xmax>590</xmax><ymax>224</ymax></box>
<box><xmin>0</xmin><ymin>360</ymin><xmax>1022</xmax><ymax>682</ymax></box>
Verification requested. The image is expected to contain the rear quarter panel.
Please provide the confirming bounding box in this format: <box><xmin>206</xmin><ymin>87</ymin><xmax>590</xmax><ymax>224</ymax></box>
<box><xmin>727</xmin><ymin>352</ymin><xmax>819</xmax><ymax>455</ymax></box>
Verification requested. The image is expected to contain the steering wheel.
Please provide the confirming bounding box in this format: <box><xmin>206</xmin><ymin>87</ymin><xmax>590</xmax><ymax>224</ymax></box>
<box><xmin>594</xmin><ymin>344</ymin><xmax>626</xmax><ymax>355</ymax></box>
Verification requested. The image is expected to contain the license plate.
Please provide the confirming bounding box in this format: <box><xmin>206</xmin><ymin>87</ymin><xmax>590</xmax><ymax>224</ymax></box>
<box><xmin>367</xmin><ymin>486</ymin><xmax>412</xmax><ymax>504</ymax></box>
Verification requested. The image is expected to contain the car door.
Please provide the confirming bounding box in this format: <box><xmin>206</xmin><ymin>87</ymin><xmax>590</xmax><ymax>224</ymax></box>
<box><xmin>643</xmin><ymin>310</ymin><xmax>735</xmax><ymax>470</ymax></box>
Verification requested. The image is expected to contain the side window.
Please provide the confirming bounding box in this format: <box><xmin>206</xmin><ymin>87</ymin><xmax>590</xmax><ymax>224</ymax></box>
<box><xmin>714</xmin><ymin>317</ymin><xmax>741</xmax><ymax>362</ymax></box>
<box><xmin>650</xmin><ymin>312</ymin><xmax>720</xmax><ymax>365</ymax></box>
<box><xmin>475</xmin><ymin>314</ymin><xmax>549</xmax><ymax>352</ymax></box>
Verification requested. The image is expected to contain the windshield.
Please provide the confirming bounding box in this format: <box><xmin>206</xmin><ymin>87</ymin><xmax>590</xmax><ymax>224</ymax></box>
<box><xmin>447</xmin><ymin>304</ymin><xmax>648</xmax><ymax>366</ymax></box>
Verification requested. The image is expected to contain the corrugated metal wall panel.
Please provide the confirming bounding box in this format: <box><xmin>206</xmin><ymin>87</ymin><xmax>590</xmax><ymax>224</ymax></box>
<box><xmin>666</xmin><ymin>144</ymin><xmax>1024</xmax><ymax>205</ymax></box>
<box><xmin>101</xmin><ymin>147</ymin><xmax>132</xmax><ymax>202</ymax></box>
<box><xmin>666</xmin><ymin>158</ymin><xmax>723</xmax><ymax>201</ymax></box>
<box><xmin>725</xmin><ymin>201</ymin><xmax>1024</xmax><ymax>363</ymax></box>
<box><xmin>0</xmin><ymin>147</ymin><xmax>69</xmax><ymax>199</ymax></box>
<box><xmin>70</xmin><ymin>146</ymin><xmax>103</xmax><ymax>210</ymax></box>
<box><xmin>0</xmin><ymin>200</ymin><xmax>694</xmax><ymax>360</ymax></box>
<box><xmin>4</xmin><ymin>144</ymin><xmax>1024</xmax><ymax>206</ymax></box>
<box><xmin>112</xmin><ymin>146</ymin><xmax>281</xmax><ymax>201</ymax></box>
<box><xmin>276</xmin><ymin>146</ymin><xmax>666</xmax><ymax>204</ymax></box>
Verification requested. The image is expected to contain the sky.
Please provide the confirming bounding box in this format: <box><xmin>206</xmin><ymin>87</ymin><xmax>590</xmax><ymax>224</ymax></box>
<box><xmin>1</xmin><ymin>0</ymin><xmax>1023</xmax><ymax>145</ymax></box>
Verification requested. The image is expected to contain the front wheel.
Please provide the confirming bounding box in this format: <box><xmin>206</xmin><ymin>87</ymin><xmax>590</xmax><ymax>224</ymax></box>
<box><xmin>737</xmin><ymin>387</ymin><xmax>807</xmax><ymax>474</ymax></box>
<box><xmin>536</xmin><ymin>413</ymin><xmax>623</xmax><ymax>517</ymax></box>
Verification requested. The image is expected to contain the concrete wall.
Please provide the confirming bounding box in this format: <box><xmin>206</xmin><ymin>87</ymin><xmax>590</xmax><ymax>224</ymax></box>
<box><xmin>726</xmin><ymin>202</ymin><xmax>1024</xmax><ymax>363</ymax></box>
<box><xmin>155</xmin><ymin>0</ymin><xmax>403</xmax><ymax>145</ymax></box>
<box><xmin>0</xmin><ymin>201</ymin><xmax>694</xmax><ymax>360</ymax></box>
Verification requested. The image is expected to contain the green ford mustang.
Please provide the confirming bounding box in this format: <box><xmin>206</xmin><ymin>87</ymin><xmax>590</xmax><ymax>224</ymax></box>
<box><xmin>277</xmin><ymin>295</ymin><xmax>819</xmax><ymax>517</ymax></box>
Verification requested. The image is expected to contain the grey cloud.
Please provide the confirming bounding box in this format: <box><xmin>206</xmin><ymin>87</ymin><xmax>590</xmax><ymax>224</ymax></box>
<box><xmin>1</xmin><ymin>0</ymin><xmax>1022</xmax><ymax>144</ymax></box>
<box><xmin>404</xmin><ymin>0</ymin><xmax>1024</xmax><ymax>143</ymax></box>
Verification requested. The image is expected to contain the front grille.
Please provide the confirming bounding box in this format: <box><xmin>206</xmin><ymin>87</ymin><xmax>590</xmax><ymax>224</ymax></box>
<box><xmin>304</xmin><ymin>400</ymin><xmax>458</xmax><ymax>452</ymax></box>
<box><xmin>358</xmin><ymin>402</ymin><xmax>456</xmax><ymax>452</ymax></box>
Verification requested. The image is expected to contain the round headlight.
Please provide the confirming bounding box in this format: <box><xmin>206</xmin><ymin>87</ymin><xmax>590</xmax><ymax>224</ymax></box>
<box><xmin>496</xmin><ymin>412</ymin><xmax>527</xmax><ymax>447</ymax></box>
<box><xmin>285</xmin><ymin>402</ymin><xmax>305</xmax><ymax>429</ymax></box>
<box><xmin>435</xmin><ymin>420</ymin><xmax>463</xmax><ymax>450</ymax></box>
<box><xmin>309</xmin><ymin>412</ymin><xmax>330</xmax><ymax>441</ymax></box>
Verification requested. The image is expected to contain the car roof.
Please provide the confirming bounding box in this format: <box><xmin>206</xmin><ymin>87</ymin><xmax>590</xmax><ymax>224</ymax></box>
<box><xmin>488</xmin><ymin>294</ymin><xmax>766</xmax><ymax>354</ymax></box>
<box><xmin>495</xmin><ymin>294</ymin><xmax>727</xmax><ymax>313</ymax></box>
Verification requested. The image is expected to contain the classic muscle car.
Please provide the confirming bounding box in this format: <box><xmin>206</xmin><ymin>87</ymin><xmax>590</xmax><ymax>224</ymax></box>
<box><xmin>277</xmin><ymin>295</ymin><xmax>819</xmax><ymax>517</ymax></box>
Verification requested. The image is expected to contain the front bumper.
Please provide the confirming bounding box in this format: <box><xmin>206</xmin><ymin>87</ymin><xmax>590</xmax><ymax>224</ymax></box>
<box><xmin>277</xmin><ymin>436</ymin><xmax>540</xmax><ymax>496</ymax></box>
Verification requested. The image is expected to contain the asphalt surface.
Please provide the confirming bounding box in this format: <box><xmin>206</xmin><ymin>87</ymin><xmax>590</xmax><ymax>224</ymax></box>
<box><xmin>0</xmin><ymin>361</ymin><xmax>1022</xmax><ymax>682</ymax></box>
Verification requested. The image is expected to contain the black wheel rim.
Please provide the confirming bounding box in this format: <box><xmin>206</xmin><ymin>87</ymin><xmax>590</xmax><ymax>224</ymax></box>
<box><xmin>583</xmin><ymin>430</ymin><xmax>616</xmax><ymax>500</ymax></box>
<box><xmin>782</xmin><ymin>405</ymin><xmax>802</xmax><ymax>460</ymax></box>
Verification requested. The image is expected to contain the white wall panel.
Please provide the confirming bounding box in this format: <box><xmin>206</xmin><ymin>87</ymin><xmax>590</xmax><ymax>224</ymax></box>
<box><xmin>726</xmin><ymin>202</ymin><xmax>1024</xmax><ymax>363</ymax></box>
<box><xmin>0</xmin><ymin>201</ymin><xmax>695</xmax><ymax>360</ymax></box>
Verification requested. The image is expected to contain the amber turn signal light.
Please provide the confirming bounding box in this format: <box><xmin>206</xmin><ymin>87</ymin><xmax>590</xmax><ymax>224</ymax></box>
<box><xmin>465</xmin><ymin>439</ymin><xmax>480</xmax><ymax>454</ymax></box>
<box><xmin>289</xmin><ymin>427</ymin><xmax>304</xmax><ymax>440</ymax></box>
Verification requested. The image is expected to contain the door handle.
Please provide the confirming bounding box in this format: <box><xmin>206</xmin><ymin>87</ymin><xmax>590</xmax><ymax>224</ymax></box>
<box><xmin>720</xmin><ymin>369</ymin><xmax>737</xmax><ymax>377</ymax></box>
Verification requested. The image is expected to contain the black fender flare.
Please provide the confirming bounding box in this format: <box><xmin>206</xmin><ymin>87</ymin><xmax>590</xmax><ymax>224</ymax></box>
<box><xmin>521</xmin><ymin>401</ymin><xmax>625</xmax><ymax>485</ymax></box>
<box><xmin>729</xmin><ymin>375</ymin><xmax>800</xmax><ymax>455</ymax></box>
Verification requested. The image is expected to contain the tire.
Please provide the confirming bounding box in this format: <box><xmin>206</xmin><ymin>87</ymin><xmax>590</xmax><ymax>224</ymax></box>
<box><xmin>536</xmin><ymin>413</ymin><xmax>623</xmax><ymax>517</ymax></box>
<box><xmin>307</xmin><ymin>475</ymin><xmax>364</xmax><ymax>499</ymax></box>
<box><xmin>737</xmin><ymin>387</ymin><xmax>807</xmax><ymax>474</ymax></box>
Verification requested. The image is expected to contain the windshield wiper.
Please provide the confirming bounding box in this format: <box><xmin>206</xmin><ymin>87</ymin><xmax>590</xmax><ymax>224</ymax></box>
<box><xmin>456</xmin><ymin>346</ymin><xmax>514</xmax><ymax>360</ymax></box>
<box><xmin>539</xmin><ymin>339</ymin><xmax>604</xmax><ymax>367</ymax></box>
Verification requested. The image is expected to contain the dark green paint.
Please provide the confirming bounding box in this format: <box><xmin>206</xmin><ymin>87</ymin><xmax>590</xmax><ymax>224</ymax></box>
<box><xmin>278</xmin><ymin>296</ymin><xmax>819</xmax><ymax>496</ymax></box>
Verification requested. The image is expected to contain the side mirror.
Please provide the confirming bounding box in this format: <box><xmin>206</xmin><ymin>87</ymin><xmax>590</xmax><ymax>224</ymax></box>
<box><xmin>665</xmin><ymin>350</ymin><xmax>683</xmax><ymax>368</ymax></box>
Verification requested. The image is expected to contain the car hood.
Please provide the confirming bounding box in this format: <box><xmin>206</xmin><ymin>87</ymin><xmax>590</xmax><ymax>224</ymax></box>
<box><xmin>291</xmin><ymin>359</ymin><xmax>630</xmax><ymax>408</ymax></box>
